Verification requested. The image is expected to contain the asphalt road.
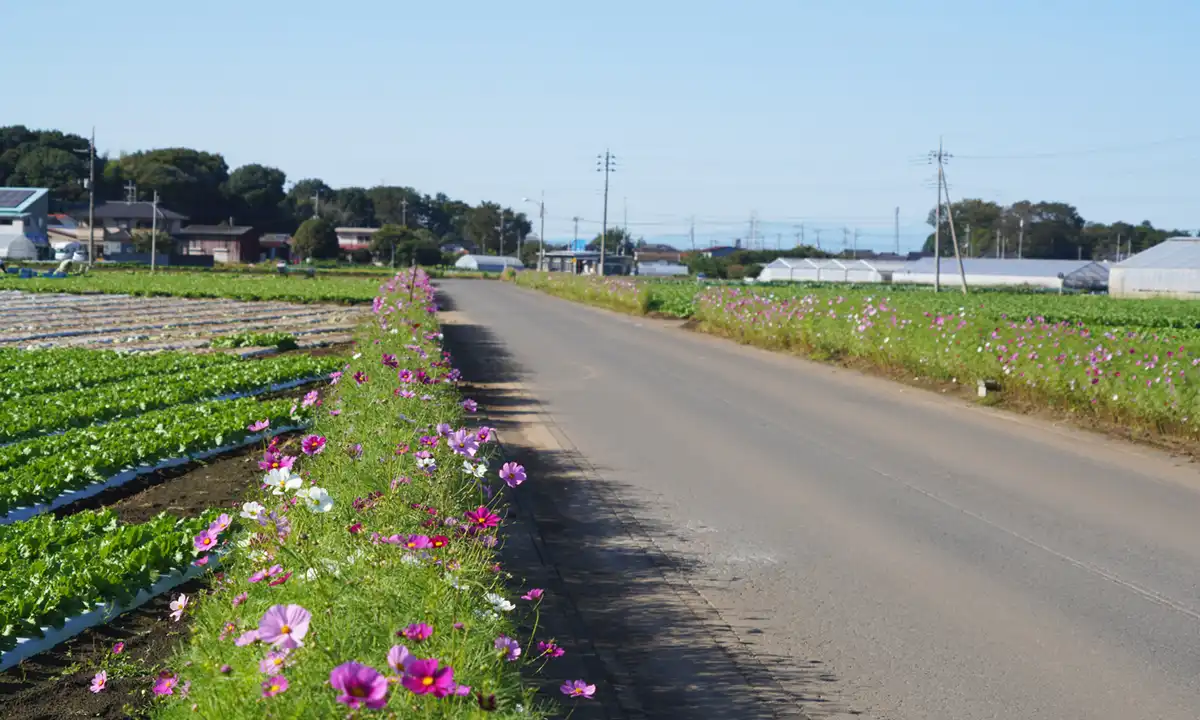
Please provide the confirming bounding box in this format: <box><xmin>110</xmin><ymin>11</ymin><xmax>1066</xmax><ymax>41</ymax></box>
<box><xmin>439</xmin><ymin>279</ymin><xmax>1200</xmax><ymax>720</ymax></box>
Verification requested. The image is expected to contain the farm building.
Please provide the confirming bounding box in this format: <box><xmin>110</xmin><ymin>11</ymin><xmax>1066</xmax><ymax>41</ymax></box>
<box><xmin>1109</xmin><ymin>238</ymin><xmax>1200</xmax><ymax>298</ymax></box>
<box><xmin>0</xmin><ymin>187</ymin><xmax>50</xmax><ymax>259</ymax></box>
<box><xmin>538</xmin><ymin>250</ymin><xmax>634</xmax><ymax>275</ymax></box>
<box><xmin>757</xmin><ymin>258</ymin><xmax>893</xmax><ymax>283</ymax></box>
<box><xmin>636</xmin><ymin>261</ymin><xmax>688</xmax><ymax>277</ymax></box>
<box><xmin>893</xmin><ymin>258</ymin><xmax>1109</xmax><ymax>291</ymax></box>
<box><xmin>454</xmin><ymin>254</ymin><xmax>524</xmax><ymax>273</ymax></box>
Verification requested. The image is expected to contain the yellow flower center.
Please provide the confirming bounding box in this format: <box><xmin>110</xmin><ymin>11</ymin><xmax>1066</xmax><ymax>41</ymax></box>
<box><xmin>270</xmin><ymin>683</ymin><xmax>281</xmax><ymax>692</ymax></box>
<box><xmin>422</xmin><ymin>676</ymin><xmax>434</xmax><ymax>687</ymax></box>
<box><xmin>280</xmin><ymin>625</ymin><xmax>291</xmax><ymax>634</ymax></box>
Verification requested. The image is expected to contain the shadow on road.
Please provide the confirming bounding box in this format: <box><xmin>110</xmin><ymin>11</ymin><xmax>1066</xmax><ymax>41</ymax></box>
<box><xmin>441</xmin><ymin>301</ymin><xmax>837</xmax><ymax>720</ymax></box>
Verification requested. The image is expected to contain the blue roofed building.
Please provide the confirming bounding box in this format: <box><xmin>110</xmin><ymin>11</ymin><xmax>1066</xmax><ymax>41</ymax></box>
<box><xmin>0</xmin><ymin>187</ymin><xmax>50</xmax><ymax>260</ymax></box>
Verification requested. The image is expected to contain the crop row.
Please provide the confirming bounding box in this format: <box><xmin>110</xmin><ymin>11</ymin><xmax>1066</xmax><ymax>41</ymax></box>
<box><xmin>0</xmin><ymin>272</ymin><xmax>384</xmax><ymax>304</ymax></box>
<box><xmin>0</xmin><ymin>353</ymin><xmax>340</xmax><ymax>443</ymax></box>
<box><xmin>0</xmin><ymin>349</ymin><xmax>240</xmax><ymax>401</ymax></box>
<box><xmin>0</xmin><ymin>396</ymin><xmax>299</xmax><ymax>515</ymax></box>
<box><xmin>0</xmin><ymin>508</ymin><xmax>213</xmax><ymax>653</ymax></box>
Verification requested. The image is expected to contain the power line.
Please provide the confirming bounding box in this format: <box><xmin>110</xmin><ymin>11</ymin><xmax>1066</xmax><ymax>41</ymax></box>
<box><xmin>954</xmin><ymin>133</ymin><xmax>1200</xmax><ymax>160</ymax></box>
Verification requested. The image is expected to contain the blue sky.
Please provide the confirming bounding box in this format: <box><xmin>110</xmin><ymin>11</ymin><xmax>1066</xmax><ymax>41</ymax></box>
<box><xmin>10</xmin><ymin>0</ymin><xmax>1199</xmax><ymax>250</ymax></box>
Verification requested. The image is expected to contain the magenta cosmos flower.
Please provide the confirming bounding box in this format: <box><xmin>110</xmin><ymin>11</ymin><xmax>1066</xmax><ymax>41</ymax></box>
<box><xmin>447</xmin><ymin>429</ymin><xmax>479</xmax><ymax>457</ymax></box>
<box><xmin>259</xmin><ymin>452</ymin><xmax>295</xmax><ymax>472</ymax></box>
<box><xmin>112</xmin><ymin>642</ymin><xmax>125</xmax><ymax>655</ymax></box>
<box><xmin>401</xmin><ymin>658</ymin><xmax>456</xmax><ymax>698</ymax></box>
<box><xmin>398</xmin><ymin>369</ymin><xmax>414</xmax><ymax>383</ymax></box>
<box><xmin>404</xmin><ymin>534</ymin><xmax>432</xmax><ymax>550</ymax></box>
<box><xmin>208</xmin><ymin>513</ymin><xmax>231</xmax><ymax>534</ymax></box>
<box><xmin>561</xmin><ymin>680</ymin><xmax>596</xmax><ymax>698</ymax></box>
<box><xmin>257</xmin><ymin>604</ymin><xmax>311</xmax><ymax>649</ymax></box>
<box><xmin>330</xmin><ymin>662</ymin><xmax>389</xmax><ymax>709</ymax></box>
<box><xmin>193</xmin><ymin>529</ymin><xmax>218</xmax><ymax>552</ymax></box>
<box><xmin>538</xmin><ymin>640</ymin><xmax>565</xmax><ymax>658</ymax></box>
<box><xmin>90</xmin><ymin>670</ymin><xmax>107</xmax><ymax>693</ymax></box>
<box><xmin>262</xmin><ymin>675</ymin><xmax>289</xmax><ymax>697</ymax></box>
<box><xmin>381</xmin><ymin>353</ymin><xmax>399</xmax><ymax>368</ymax></box>
<box><xmin>152</xmin><ymin>673</ymin><xmax>178</xmax><ymax>696</ymax></box>
<box><xmin>301</xmin><ymin>434</ymin><xmax>326</xmax><ymax>456</ymax></box>
<box><xmin>499</xmin><ymin>462</ymin><xmax>526</xmax><ymax>488</ymax></box>
<box><xmin>464</xmin><ymin>506</ymin><xmax>500</xmax><ymax>529</ymax></box>
<box><xmin>353</xmin><ymin>371</ymin><xmax>368</xmax><ymax>385</ymax></box>
<box><xmin>495</xmin><ymin>635</ymin><xmax>521</xmax><ymax>662</ymax></box>
<box><xmin>247</xmin><ymin>419</ymin><xmax>270</xmax><ymax>432</ymax></box>
<box><xmin>521</xmin><ymin>588</ymin><xmax>544</xmax><ymax>601</ymax></box>
<box><xmin>402</xmin><ymin>623</ymin><xmax>433</xmax><ymax>642</ymax></box>
<box><xmin>301</xmin><ymin>389</ymin><xmax>320</xmax><ymax>408</ymax></box>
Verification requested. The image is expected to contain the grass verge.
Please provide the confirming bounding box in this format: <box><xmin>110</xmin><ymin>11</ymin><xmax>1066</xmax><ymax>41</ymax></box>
<box><xmin>148</xmin><ymin>271</ymin><xmax>574</xmax><ymax>718</ymax></box>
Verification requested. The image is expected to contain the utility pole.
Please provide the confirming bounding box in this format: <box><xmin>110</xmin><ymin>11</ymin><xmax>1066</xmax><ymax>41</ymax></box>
<box><xmin>931</xmin><ymin>138</ymin><xmax>968</xmax><ymax>295</ymax></box>
<box><xmin>124</xmin><ymin>181</ymin><xmax>137</xmax><ymax>203</ymax></box>
<box><xmin>689</xmin><ymin>216</ymin><xmax>696</xmax><ymax>252</ymax></box>
<box><xmin>748</xmin><ymin>212</ymin><xmax>757</xmax><ymax>250</ymax></box>
<box><xmin>622</xmin><ymin>196</ymin><xmax>628</xmax><ymax>256</ymax></box>
<box><xmin>596</xmin><ymin>150</ymin><xmax>615</xmax><ymax>275</ymax></box>
<box><xmin>150</xmin><ymin>190</ymin><xmax>160</xmax><ymax>273</ymax></box>
<box><xmin>401</xmin><ymin>198</ymin><xmax>408</xmax><ymax>228</ymax></box>
<box><xmin>852</xmin><ymin>228</ymin><xmax>859</xmax><ymax>258</ymax></box>
<box><xmin>966</xmin><ymin>223</ymin><xmax>972</xmax><ymax>257</ymax></box>
<box><xmin>537</xmin><ymin>191</ymin><xmax>546</xmax><ymax>268</ymax></box>
<box><xmin>496</xmin><ymin>209</ymin><xmax>505</xmax><ymax>256</ymax></box>
<box><xmin>311</xmin><ymin>189</ymin><xmax>321</xmax><ymax>217</ymax></box>
<box><xmin>843</xmin><ymin>227</ymin><xmax>850</xmax><ymax>256</ymax></box>
<box><xmin>572</xmin><ymin>216</ymin><xmax>580</xmax><ymax>247</ymax></box>
<box><xmin>814</xmin><ymin>228</ymin><xmax>822</xmax><ymax>250</ymax></box>
<box><xmin>1018</xmin><ymin>216</ymin><xmax>1025</xmax><ymax>259</ymax></box>
<box><xmin>997</xmin><ymin>233</ymin><xmax>1002</xmax><ymax>258</ymax></box>
<box><xmin>800</xmin><ymin>223</ymin><xmax>806</xmax><ymax>247</ymax></box>
<box><xmin>1116</xmin><ymin>233</ymin><xmax>1122</xmax><ymax>261</ymax></box>
<box><xmin>73</xmin><ymin>128</ymin><xmax>97</xmax><ymax>266</ymax></box>
<box><xmin>777</xmin><ymin>233</ymin><xmax>782</xmax><ymax>250</ymax></box>
<box><xmin>893</xmin><ymin>207</ymin><xmax>900</xmax><ymax>255</ymax></box>
<box><xmin>929</xmin><ymin>139</ymin><xmax>952</xmax><ymax>292</ymax></box>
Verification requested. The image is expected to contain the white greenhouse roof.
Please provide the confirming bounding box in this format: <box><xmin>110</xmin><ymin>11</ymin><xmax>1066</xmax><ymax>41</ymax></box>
<box><xmin>1114</xmin><ymin>238</ymin><xmax>1200</xmax><ymax>269</ymax></box>
<box><xmin>765</xmin><ymin>258</ymin><xmax>881</xmax><ymax>271</ymax></box>
<box><xmin>898</xmin><ymin>258</ymin><xmax>1101</xmax><ymax>278</ymax></box>
<box><xmin>454</xmin><ymin>254</ymin><xmax>524</xmax><ymax>269</ymax></box>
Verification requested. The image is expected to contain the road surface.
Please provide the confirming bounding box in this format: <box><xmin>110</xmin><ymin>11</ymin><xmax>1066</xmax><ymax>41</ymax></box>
<box><xmin>438</xmin><ymin>279</ymin><xmax>1200</xmax><ymax>720</ymax></box>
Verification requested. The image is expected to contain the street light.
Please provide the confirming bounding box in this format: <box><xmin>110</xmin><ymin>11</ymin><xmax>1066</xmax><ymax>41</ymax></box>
<box><xmin>521</xmin><ymin>193</ymin><xmax>546</xmax><ymax>270</ymax></box>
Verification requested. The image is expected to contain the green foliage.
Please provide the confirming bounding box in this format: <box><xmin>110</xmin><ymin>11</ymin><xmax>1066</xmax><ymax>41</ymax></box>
<box><xmin>291</xmin><ymin>217</ymin><xmax>340</xmax><ymax>260</ymax></box>
<box><xmin>0</xmin><ymin>352</ymin><xmax>339</xmax><ymax>444</ymax></box>
<box><xmin>0</xmin><ymin>509</ymin><xmax>214</xmax><ymax>651</ymax></box>
<box><xmin>106</xmin><ymin>148</ymin><xmax>230</xmax><ymax>224</ymax></box>
<box><xmin>129</xmin><ymin>228</ymin><xmax>176</xmax><ymax>254</ymax></box>
<box><xmin>208</xmin><ymin>332</ymin><xmax>298</xmax><ymax>350</ymax></box>
<box><xmin>225</xmin><ymin>163</ymin><xmax>288</xmax><ymax>231</ymax></box>
<box><xmin>0</xmin><ymin>271</ymin><xmax>383</xmax><ymax>303</ymax></box>
<box><xmin>0</xmin><ymin>396</ymin><xmax>299</xmax><ymax>514</ymax></box>
<box><xmin>0</xmin><ymin>348</ymin><xmax>239</xmax><ymax>401</ymax></box>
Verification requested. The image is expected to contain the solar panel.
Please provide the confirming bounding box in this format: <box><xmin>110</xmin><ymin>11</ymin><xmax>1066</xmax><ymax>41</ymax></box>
<box><xmin>0</xmin><ymin>189</ymin><xmax>35</xmax><ymax>210</ymax></box>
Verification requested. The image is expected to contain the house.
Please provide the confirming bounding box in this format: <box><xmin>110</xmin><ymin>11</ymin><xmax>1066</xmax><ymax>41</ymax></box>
<box><xmin>47</xmin><ymin>214</ymin><xmax>132</xmax><ymax>255</ymax></box>
<box><xmin>538</xmin><ymin>249</ymin><xmax>633</xmax><ymax>276</ymax></box>
<box><xmin>259</xmin><ymin>233</ymin><xmax>292</xmax><ymax>262</ymax></box>
<box><xmin>69</xmin><ymin>201</ymin><xmax>188</xmax><ymax>233</ymax></box>
<box><xmin>176</xmin><ymin>225</ymin><xmax>261</xmax><ymax>264</ymax></box>
<box><xmin>334</xmin><ymin>227</ymin><xmax>378</xmax><ymax>252</ymax></box>
<box><xmin>634</xmin><ymin>248</ymin><xmax>683</xmax><ymax>264</ymax></box>
<box><xmin>699</xmin><ymin>245</ymin><xmax>738</xmax><ymax>259</ymax></box>
<box><xmin>0</xmin><ymin>187</ymin><xmax>51</xmax><ymax>259</ymax></box>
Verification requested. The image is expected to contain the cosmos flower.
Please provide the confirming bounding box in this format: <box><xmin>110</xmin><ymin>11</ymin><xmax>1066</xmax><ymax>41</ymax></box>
<box><xmin>560</xmin><ymin>680</ymin><xmax>596</xmax><ymax>699</ymax></box>
<box><xmin>257</xmin><ymin>604</ymin><xmax>311</xmax><ymax>649</ymax></box>
<box><xmin>330</xmin><ymin>662</ymin><xmax>389</xmax><ymax>709</ymax></box>
<box><xmin>90</xmin><ymin>670</ymin><xmax>107</xmax><ymax>693</ymax></box>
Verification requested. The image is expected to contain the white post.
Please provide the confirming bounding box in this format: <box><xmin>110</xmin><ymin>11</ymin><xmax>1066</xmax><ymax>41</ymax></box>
<box><xmin>151</xmin><ymin>191</ymin><xmax>159</xmax><ymax>273</ymax></box>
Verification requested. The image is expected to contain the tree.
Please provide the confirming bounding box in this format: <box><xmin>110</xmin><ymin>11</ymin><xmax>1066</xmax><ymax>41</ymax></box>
<box><xmin>587</xmin><ymin>227</ymin><xmax>635</xmax><ymax>255</ymax></box>
<box><xmin>328</xmin><ymin>187</ymin><xmax>375</xmax><ymax>227</ymax></box>
<box><xmin>107</xmin><ymin>148</ymin><xmax>231</xmax><ymax>223</ymax></box>
<box><xmin>129</xmin><ymin>229</ymin><xmax>175</xmax><ymax>255</ymax></box>
<box><xmin>225</xmin><ymin>164</ymin><xmax>287</xmax><ymax>231</ymax></box>
<box><xmin>285</xmin><ymin>178</ymin><xmax>334</xmax><ymax>227</ymax></box>
<box><xmin>292</xmin><ymin>217</ymin><xmax>339</xmax><ymax>260</ymax></box>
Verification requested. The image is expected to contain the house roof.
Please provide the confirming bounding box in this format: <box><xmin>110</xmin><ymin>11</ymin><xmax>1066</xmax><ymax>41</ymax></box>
<box><xmin>1114</xmin><ymin>238</ymin><xmax>1200</xmax><ymax>269</ymax></box>
<box><xmin>177</xmin><ymin>225</ymin><xmax>255</xmax><ymax>237</ymax></box>
<box><xmin>260</xmin><ymin>233</ymin><xmax>291</xmax><ymax>247</ymax></box>
<box><xmin>898</xmin><ymin>258</ymin><xmax>1101</xmax><ymax>278</ymax></box>
<box><xmin>0</xmin><ymin>187</ymin><xmax>49</xmax><ymax>216</ymax></box>
<box><xmin>335</xmin><ymin>227</ymin><xmax>380</xmax><ymax>234</ymax></box>
<box><xmin>79</xmin><ymin>201</ymin><xmax>188</xmax><ymax>222</ymax></box>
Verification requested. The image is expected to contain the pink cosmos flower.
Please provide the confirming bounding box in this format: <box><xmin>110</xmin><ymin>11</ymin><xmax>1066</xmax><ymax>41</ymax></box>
<box><xmin>219</xmin><ymin>664</ymin><xmax>232</xmax><ymax>674</ymax></box>
<box><xmin>495</xmin><ymin>635</ymin><xmax>521</xmax><ymax>662</ymax></box>
<box><xmin>208</xmin><ymin>513</ymin><xmax>232</xmax><ymax>534</ymax></box>
<box><xmin>447</xmin><ymin>429</ymin><xmax>479</xmax><ymax>457</ymax></box>
<box><xmin>387</xmin><ymin>645</ymin><xmax>414</xmax><ymax>674</ymax></box>
<box><xmin>152</xmin><ymin>673</ymin><xmax>178</xmax><ymax>696</ymax></box>
<box><xmin>401</xmin><ymin>659</ymin><xmax>456</xmax><ymax>698</ymax></box>
<box><xmin>301</xmin><ymin>390</ymin><xmax>320</xmax><ymax>408</ymax></box>
<box><xmin>219</xmin><ymin>621</ymin><xmax>237</xmax><ymax>641</ymax></box>
<box><xmin>268</xmin><ymin>571</ymin><xmax>293</xmax><ymax>587</ymax></box>
<box><xmin>348</xmin><ymin>522</ymin><xmax>363</xmax><ymax>534</ymax></box>
<box><xmin>461</xmin><ymin>399</ymin><xmax>478</xmax><ymax>412</ymax></box>
<box><xmin>90</xmin><ymin>670</ymin><xmax>107</xmax><ymax>693</ymax></box>
<box><xmin>402</xmin><ymin>623</ymin><xmax>433</xmax><ymax>643</ymax></box>
<box><xmin>538</xmin><ymin>640</ymin><xmax>565</xmax><ymax>657</ymax></box>
<box><xmin>398</xmin><ymin>369</ymin><xmax>414</xmax><ymax>383</ymax></box>
<box><xmin>398</xmin><ymin>389</ymin><xmax>416</xmax><ymax>399</ymax></box>
<box><xmin>521</xmin><ymin>588</ymin><xmax>544</xmax><ymax>601</ymax></box>
<box><xmin>330</xmin><ymin>662</ymin><xmax>389</xmax><ymax>709</ymax></box>
<box><xmin>464</xmin><ymin>506</ymin><xmax>501</xmax><ymax>529</ymax></box>
<box><xmin>259</xmin><ymin>452</ymin><xmax>296</xmax><ymax>472</ymax></box>
<box><xmin>329</xmin><ymin>408</ymin><xmax>341</xmax><ymax>416</ymax></box>
<box><xmin>249</xmin><ymin>570</ymin><xmax>267</xmax><ymax>583</ymax></box>
<box><xmin>476</xmin><ymin>426</ymin><xmax>495</xmax><ymax>443</ymax></box>
<box><xmin>353</xmin><ymin>371</ymin><xmax>368</xmax><ymax>385</ymax></box>
<box><xmin>330</xmin><ymin>371</ymin><xmax>343</xmax><ymax>385</ymax></box>
<box><xmin>499</xmin><ymin>462</ymin><xmax>526</xmax><ymax>488</ymax></box>
<box><xmin>404</xmin><ymin>534</ymin><xmax>432</xmax><ymax>550</ymax></box>
<box><xmin>257</xmin><ymin>604</ymin><xmax>312</xmax><ymax>649</ymax></box>
<box><xmin>262</xmin><ymin>675</ymin><xmax>288</xmax><ymax>697</ymax></box>
<box><xmin>235</xmin><ymin>629</ymin><xmax>259</xmax><ymax>646</ymax></box>
<box><xmin>247</xmin><ymin>419</ymin><xmax>270</xmax><ymax>432</ymax></box>
<box><xmin>193</xmin><ymin>529</ymin><xmax>218</xmax><ymax>552</ymax></box>
<box><xmin>561</xmin><ymin>680</ymin><xmax>596</xmax><ymax>698</ymax></box>
<box><xmin>169</xmin><ymin>594</ymin><xmax>188</xmax><ymax>622</ymax></box>
<box><xmin>382</xmin><ymin>353</ymin><xmax>399</xmax><ymax>368</ymax></box>
<box><xmin>435</xmin><ymin>422</ymin><xmax>452</xmax><ymax>436</ymax></box>
<box><xmin>112</xmin><ymin>642</ymin><xmax>125</xmax><ymax>655</ymax></box>
<box><xmin>259</xmin><ymin>650</ymin><xmax>290</xmax><ymax>675</ymax></box>
<box><xmin>430</xmin><ymin>535</ymin><xmax>449</xmax><ymax>549</ymax></box>
<box><xmin>301</xmin><ymin>434</ymin><xmax>326</xmax><ymax>456</ymax></box>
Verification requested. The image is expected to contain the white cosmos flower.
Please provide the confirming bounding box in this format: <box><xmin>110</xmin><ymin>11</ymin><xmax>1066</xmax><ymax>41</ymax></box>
<box><xmin>239</xmin><ymin>500</ymin><xmax>266</xmax><ymax>521</ymax></box>
<box><xmin>485</xmin><ymin>592</ymin><xmax>515</xmax><ymax>613</ymax></box>
<box><xmin>301</xmin><ymin>486</ymin><xmax>334</xmax><ymax>513</ymax></box>
<box><xmin>304</xmin><ymin>568</ymin><xmax>318</xmax><ymax>581</ymax></box>
<box><xmin>462</xmin><ymin>460</ymin><xmax>488</xmax><ymax>478</ymax></box>
<box><xmin>264</xmin><ymin>468</ymin><xmax>304</xmax><ymax>495</ymax></box>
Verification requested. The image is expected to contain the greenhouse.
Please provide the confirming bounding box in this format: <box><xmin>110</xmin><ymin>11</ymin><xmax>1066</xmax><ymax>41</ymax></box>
<box><xmin>1109</xmin><ymin>238</ymin><xmax>1200</xmax><ymax>299</ymax></box>
<box><xmin>757</xmin><ymin>258</ymin><xmax>889</xmax><ymax>283</ymax></box>
<box><xmin>453</xmin><ymin>254</ymin><xmax>524</xmax><ymax>273</ymax></box>
<box><xmin>0</xmin><ymin>232</ymin><xmax>37</xmax><ymax>260</ymax></box>
<box><xmin>893</xmin><ymin>258</ymin><xmax>1109</xmax><ymax>291</ymax></box>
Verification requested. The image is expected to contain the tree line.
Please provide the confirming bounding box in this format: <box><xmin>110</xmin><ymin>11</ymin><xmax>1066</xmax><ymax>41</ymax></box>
<box><xmin>923</xmin><ymin>199</ymin><xmax>1194</xmax><ymax>260</ymax></box>
<box><xmin>0</xmin><ymin>125</ymin><xmax>533</xmax><ymax>261</ymax></box>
